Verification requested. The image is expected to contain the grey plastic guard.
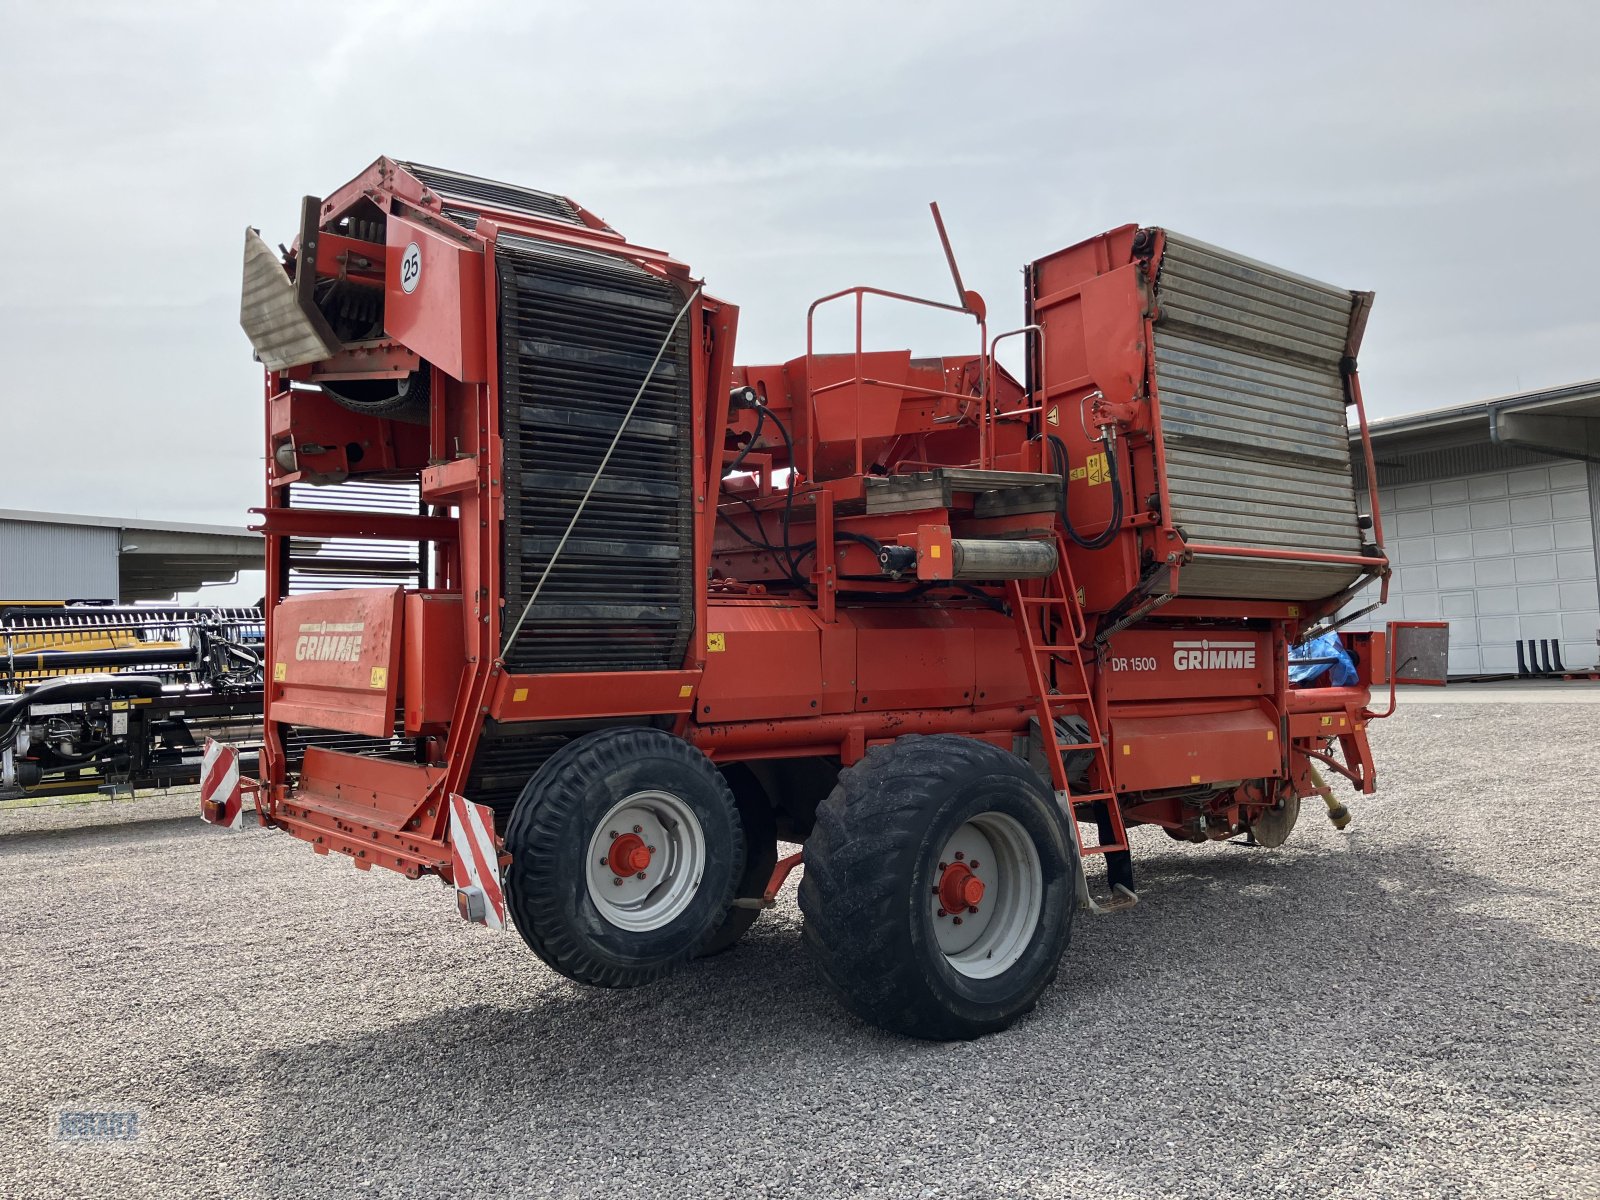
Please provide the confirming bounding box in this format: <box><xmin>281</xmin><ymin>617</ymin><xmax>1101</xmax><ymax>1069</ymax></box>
<box><xmin>239</xmin><ymin>223</ymin><xmax>341</xmax><ymax>371</ymax></box>
<box><xmin>1389</xmin><ymin>621</ymin><xmax>1450</xmax><ymax>685</ymax></box>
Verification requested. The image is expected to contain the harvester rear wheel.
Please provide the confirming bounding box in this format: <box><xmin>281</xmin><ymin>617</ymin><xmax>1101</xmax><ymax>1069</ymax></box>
<box><xmin>503</xmin><ymin>727</ymin><xmax>742</xmax><ymax>988</ymax></box>
<box><xmin>798</xmin><ymin>734</ymin><xmax>1075</xmax><ymax>1040</ymax></box>
<box><xmin>697</xmin><ymin>765</ymin><xmax>780</xmax><ymax>958</ymax></box>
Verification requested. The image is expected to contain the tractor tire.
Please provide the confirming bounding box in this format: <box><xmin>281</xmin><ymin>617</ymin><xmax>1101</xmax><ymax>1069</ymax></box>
<box><xmin>798</xmin><ymin>734</ymin><xmax>1077</xmax><ymax>1040</ymax></box>
<box><xmin>698</xmin><ymin>765</ymin><xmax>780</xmax><ymax>958</ymax></box>
<box><xmin>320</xmin><ymin>367</ymin><xmax>431</xmax><ymax>425</ymax></box>
<box><xmin>503</xmin><ymin>727</ymin><xmax>743</xmax><ymax>988</ymax></box>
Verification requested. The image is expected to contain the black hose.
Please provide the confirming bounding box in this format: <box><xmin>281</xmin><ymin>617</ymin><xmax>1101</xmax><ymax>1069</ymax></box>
<box><xmin>1048</xmin><ymin>434</ymin><xmax>1122</xmax><ymax>550</ymax></box>
<box><xmin>758</xmin><ymin>405</ymin><xmax>804</xmax><ymax>580</ymax></box>
<box><xmin>722</xmin><ymin>407</ymin><xmax>768</xmax><ymax>479</ymax></box>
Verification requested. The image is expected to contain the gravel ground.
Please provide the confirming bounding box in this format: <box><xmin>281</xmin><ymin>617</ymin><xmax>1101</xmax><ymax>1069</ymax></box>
<box><xmin>3</xmin><ymin>702</ymin><xmax>1597</xmax><ymax>1199</ymax></box>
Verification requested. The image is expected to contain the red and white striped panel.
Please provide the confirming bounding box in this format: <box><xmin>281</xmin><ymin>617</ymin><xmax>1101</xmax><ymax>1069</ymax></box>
<box><xmin>198</xmin><ymin>737</ymin><xmax>244</xmax><ymax>829</ymax></box>
<box><xmin>449</xmin><ymin>794</ymin><xmax>506</xmax><ymax>930</ymax></box>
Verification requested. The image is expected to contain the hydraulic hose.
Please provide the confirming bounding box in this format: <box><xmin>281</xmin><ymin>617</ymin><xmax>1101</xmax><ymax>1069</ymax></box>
<box><xmin>1047</xmin><ymin>434</ymin><xmax>1123</xmax><ymax>550</ymax></box>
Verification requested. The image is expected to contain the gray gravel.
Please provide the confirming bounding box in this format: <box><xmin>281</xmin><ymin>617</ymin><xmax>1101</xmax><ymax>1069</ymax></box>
<box><xmin>3</xmin><ymin>702</ymin><xmax>1597</xmax><ymax>1199</ymax></box>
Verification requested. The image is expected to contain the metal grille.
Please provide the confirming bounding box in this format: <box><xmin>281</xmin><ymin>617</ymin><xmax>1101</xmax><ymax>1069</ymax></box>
<box><xmin>398</xmin><ymin>161</ymin><xmax>582</xmax><ymax>226</ymax></box>
<box><xmin>1152</xmin><ymin>232</ymin><xmax>1366</xmax><ymax>600</ymax></box>
<box><xmin>286</xmin><ymin>479</ymin><xmax>423</xmax><ymax>593</ymax></box>
<box><xmin>496</xmin><ymin>235</ymin><xmax>695</xmax><ymax>674</ymax></box>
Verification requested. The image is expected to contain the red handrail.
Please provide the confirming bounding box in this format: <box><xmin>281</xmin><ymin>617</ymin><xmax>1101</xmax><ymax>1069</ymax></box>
<box><xmin>803</xmin><ymin>285</ymin><xmax>986</xmax><ymax>478</ymax></box>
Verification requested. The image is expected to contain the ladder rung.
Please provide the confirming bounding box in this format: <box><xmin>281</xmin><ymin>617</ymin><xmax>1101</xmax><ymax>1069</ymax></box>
<box><xmin>1079</xmin><ymin>842</ymin><xmax>1129</xmax><ymax>856</ymax></box>
<box><xmin>1053</xmin><ymin>741</ymin><xmax>1101</xmax><ymax>752</ymax></box>
<box><xmin>1066</xmin><ymin>792</ymin><xmax>1116</xmax><ymax>805</ymax></box>
<box><xmin>1018</xmin><ymin>595</ymin><xmax>1069</xmax><ymax>606</ymax></box>
<box><xmin>1044</xmin><ymin>693</ymin><xmax>1091</xmax><ymax>703</ymax></box>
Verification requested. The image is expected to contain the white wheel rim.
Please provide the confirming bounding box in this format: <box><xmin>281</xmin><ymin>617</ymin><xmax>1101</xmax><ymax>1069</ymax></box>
<box><xmin>585</xmin><ymin>790</ymin><xmax>706</xmax><ymax>932</ymax></box>
<box><xmin>931</xmin><ymin>811</ymin><xmax>1043</xmax><ymax>979</ymax></box>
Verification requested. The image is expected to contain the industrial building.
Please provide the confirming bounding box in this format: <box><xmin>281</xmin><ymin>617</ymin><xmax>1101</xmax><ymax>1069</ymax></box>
<box><xmin>1348</xmin><ymin>379</ymin><xmax>1600</xmax><ymax>676</ymax></box>
<box><xmin>0</xmin><ymin>510</ymin><xmax>262</xmax><ymax>602</ymax></box>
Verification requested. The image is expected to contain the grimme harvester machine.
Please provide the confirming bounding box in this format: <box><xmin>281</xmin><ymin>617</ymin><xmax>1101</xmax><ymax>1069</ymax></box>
<box><xmin>225</xmin><ymin>158</ymin><xmax>1445</xmax><ymax>1039</ymax></box>
<box><xmin>1</xmin><ymin>604</ymin><xmax>263</xmax><ymax>799</ymax></box>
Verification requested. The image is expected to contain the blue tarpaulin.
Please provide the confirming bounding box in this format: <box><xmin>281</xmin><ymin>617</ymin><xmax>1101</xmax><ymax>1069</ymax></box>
<box><xmin>1289</xmin><ymin>631</ymin><xmax>1358</xmax><ymax>686</ymax></box>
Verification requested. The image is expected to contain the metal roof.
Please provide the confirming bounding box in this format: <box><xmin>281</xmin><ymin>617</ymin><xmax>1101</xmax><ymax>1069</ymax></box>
<box><xmin>0</xmin><ymin>510</ymin><xmax>263</xmax><ymax>601</ymax></box>
<box><xmin>1353</xmin><ymin>378</ymin><xmax>1600</xmax><ymax>463</ymax></box>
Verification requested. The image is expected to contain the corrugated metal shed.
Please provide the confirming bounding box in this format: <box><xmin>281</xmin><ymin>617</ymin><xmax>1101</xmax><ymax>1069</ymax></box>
<box><xmin>0</xmin><ymin>517</ymin><xmax>119</xmax><ymax>600</ymax></box>
<box><xmin>0</xmin><ymin>511</ymin><xmax>262</xmax><ymax>601</ymax></box>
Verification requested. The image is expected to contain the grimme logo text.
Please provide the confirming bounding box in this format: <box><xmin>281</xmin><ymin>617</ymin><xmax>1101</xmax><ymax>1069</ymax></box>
<box><xmin>1173</xmin><ymin>640</ymin><xmax>1257</xmax><ymax>670</ymax></box>
<box><xmin>295</xmin><ymin>621</ymin><xmax>365</xmax><ymax>663</ymax></box>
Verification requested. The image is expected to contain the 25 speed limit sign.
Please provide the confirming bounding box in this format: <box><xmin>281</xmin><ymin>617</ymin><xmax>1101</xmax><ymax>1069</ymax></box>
<box><xmin>400</xmin><ymin>242</ymin><xmax>422</xmax><ymax>293</ymax></box>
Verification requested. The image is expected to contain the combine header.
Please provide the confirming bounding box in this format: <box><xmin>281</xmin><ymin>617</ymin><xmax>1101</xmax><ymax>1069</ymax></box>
<box><xmin>1</xmin><ymin>604</ymin><xmax>262</xmax><ymax>799</ymax></box>
<box><xmin>230</xmin><ymin>158</ymin><xmax>1443</xmax><ymax>1038</ymax></box>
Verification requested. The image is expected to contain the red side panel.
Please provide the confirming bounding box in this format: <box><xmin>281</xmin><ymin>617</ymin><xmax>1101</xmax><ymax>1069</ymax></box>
<box><xmin>384</xmin><ymin>214</ymin><xmax>486</xmax><ymax>383</ymax></box>
<box><xmin>1109</xmin><ymin>705</ymin><xmax>1282</xmax><ymax>792</ymax></box>
<box><xmin>270</xmin><ymin>587</ymin><xmax>403</xmax><ymax>738</ymax></box>
<box><xmin>403</xmin><ymin>592</ymin><xmax>465</xmax><ymax>732</ymax></box>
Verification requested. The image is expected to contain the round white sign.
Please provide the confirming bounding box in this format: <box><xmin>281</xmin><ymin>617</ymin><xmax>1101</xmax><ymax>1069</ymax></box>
<box><xmin>400</xmin><ymin>242</ymin><xmax>422</xmax><ymax>294</ymax></box>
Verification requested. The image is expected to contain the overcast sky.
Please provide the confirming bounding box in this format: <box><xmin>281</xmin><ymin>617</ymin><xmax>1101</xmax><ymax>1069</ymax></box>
<box><xmin>3</xmin><ymin>0</ymin><xmax>1597</xmax><ymax>542</ymax></box>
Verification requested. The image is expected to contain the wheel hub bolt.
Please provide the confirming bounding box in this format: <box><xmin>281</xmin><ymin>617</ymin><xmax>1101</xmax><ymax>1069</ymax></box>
<box><xmin>952</xmin><ymin>916</ymin><xmax>964</xmax><ymax>925</ymax></box>
<box><xmin>633</xmin><ymin>825</ymin><xmax>643</xmax><ymax>834</ymax></box>
<box><xmin>636</xmin><ymin>872</ymin><xmax>647</xmax><ymax>880</ymax></box>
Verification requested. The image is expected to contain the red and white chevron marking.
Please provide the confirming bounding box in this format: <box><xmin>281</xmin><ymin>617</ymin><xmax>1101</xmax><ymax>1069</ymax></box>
<box><xmin>198</xmin><ymin>737</ymin><xmax>243</xmax><ymax>829</ymax></box>
<box><xmin>449</xmin><ymin>794</ymin><xmax>506</xmax><ymax>930</ymax></box>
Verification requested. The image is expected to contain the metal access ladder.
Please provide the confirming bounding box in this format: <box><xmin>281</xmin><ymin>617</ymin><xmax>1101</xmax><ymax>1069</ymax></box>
<box><xmin>1007</xmin><ymin>533</ymin><xmax>1139</xmax><ymax>914</ymax></box>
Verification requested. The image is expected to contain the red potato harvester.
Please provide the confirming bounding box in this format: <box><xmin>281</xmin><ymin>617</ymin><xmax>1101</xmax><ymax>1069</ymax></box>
<box><xmin>220</xmin><ymin>159</ymin><xmax>1446</xmax><ymax>1039</ymax></box>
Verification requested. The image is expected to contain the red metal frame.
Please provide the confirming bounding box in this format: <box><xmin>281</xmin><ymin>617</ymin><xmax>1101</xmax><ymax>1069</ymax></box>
<box><xmin>247</xmin><ymin>160</ymin><xmax>1403</xmax><ymax>894</ymax></box>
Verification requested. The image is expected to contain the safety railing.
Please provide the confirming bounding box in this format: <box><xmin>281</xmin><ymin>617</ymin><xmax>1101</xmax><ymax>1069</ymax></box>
<box><xmin>802</xmin><ymin>286</ymin><xmax>988</xmax><ymax>478</ymax></box>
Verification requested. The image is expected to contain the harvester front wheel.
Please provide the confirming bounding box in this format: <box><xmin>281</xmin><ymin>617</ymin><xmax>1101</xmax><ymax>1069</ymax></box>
<box><xmin>503</xmin><ymin>727</ymin><xmax>743</xmax><ymax>988</ymax></box>
<box><xmin>798</xmin><ymin>734</ymin><xmax>1076</xmax><ymax>1040</ymax></box>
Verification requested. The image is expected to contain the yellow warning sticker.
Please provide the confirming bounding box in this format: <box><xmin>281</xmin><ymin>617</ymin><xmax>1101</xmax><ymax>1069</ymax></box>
<box><xmin>111</xmin><ymin>700</ymin><xmax>128</xmax><ymax>711</ymax></box>
<box><xmin>512</xmin><ymin>687</ymin><xmax>529</xmax><ymax>703</ymax></box>
<box><xmin>370</xmin><ymin>666</ymin><xmax>388</xmax><ymax>689</ymax></box>
<box><xmin>929</xmin><ymin>544</ymin><xmax>941</xmax><ymax>559</ymax></box>
<box><xmin>1046</xmin><ymin>406</ymin><xmax>1060</xmax><ymax>426</ymax></box>
<box><xmin>1190</xmin><ymin>774</ymin><xmax>1201</xmax><ymax>784</ymax></box>
<box><xmin>273</xmin><ymin>662</ymin><xmax>286</xmax><ymax>682</ymax></box>
<box><xmin>1069</xmin><ymin>466</ymin><xmax>1087</xmax><ymax>482</ymax></box>
<box><xmin>678</xmin><ymin>684</ymin><xmax>694</xmax><ymax>698</ymax></box>
<box><xmin>1086</xmin><ymin>451</ymin><xmax>1109</xmax><ymax>486</ymax></box>
<box><xmin>706</xmin><ymin>632</ymin><xmax>726</xmax><ymax>653</ymax></box>
<box><xmin>1288</xmin><ymin>606</ymin><xmax>1300</xmax><ymax>617</ymax></box>
<box><xmin>1266</xmin><ymin>729</ymin><xmax>1275</xmax><ymax>742</ymax></box>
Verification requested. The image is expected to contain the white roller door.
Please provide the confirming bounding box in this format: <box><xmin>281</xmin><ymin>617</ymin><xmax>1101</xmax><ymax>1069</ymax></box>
<box><xmin>1373</xmin><ymin>461</ymin><xmax>1598</xmax><ymax>674</ymax></box>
